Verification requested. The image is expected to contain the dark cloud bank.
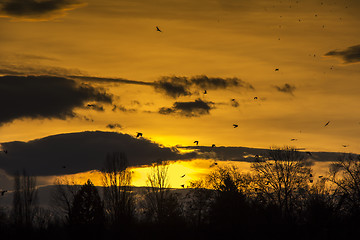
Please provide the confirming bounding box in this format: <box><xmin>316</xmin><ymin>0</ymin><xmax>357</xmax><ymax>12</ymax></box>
<box><xmin>0</xmin><ymin>131</ymin><xmax>197</xmax><ymax>176</ymax></box>
<box><xmin>0</xmin><ymin>75</ymin><xmax>112</xmax><ymax>125</ymax></box>
<box><xmin>0</xmin><ymin>131</ymin><xmax>353</xmax><ymax>177</ymax></box>
<box><xmin>325</xmin><ymin>44</ymin><xmax>360</xmax><ymax>63</ymax></box>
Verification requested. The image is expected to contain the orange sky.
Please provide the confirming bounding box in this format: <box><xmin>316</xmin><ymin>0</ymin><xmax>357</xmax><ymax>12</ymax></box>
<box><xmin>0</xmin><ymin>0</ymin><xmax>360</xmax><ymax>188</ymax></box>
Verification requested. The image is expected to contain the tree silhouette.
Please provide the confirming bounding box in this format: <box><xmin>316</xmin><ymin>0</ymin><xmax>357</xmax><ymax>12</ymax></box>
<box><xmin>12</xmin><ymin>170</ymin><xmax>38</xmax><ymax>229</ymax></box>
<box><xmin>251</xmin><ymin>146</ymin><xmax>312</xmax><ymax>221</ymax></box>
<box><xmin>328</xmin><ymin>154</ymin><xmax>360</xmax><ymax>222</ymax></box>
<box><xmin>206</xmin><ymin>166</ymin><xmax>252</xmax><ymax>232</ymax></box>
<box><xmin>69</xmin><ymin>180</ymin><xmax>104</xmax><ymax>231</ymax></box>
<box><xmin>143</xmin><ymin>160</ymin><xmax>182</xmax><ymax>225</ymax></box>
<box><xmin>52</xmin><ymin>177</ymin><xmax>80</xmax><ymax>223</ymax></box>
<box><xmin>185</xmin><ymin>179</ymin><xmax>214</xmax><ymax>228</ymax></box>
<box><xmin>102</xmin><ymin>152</ymin><xmax>135</xmax><ymax>227</ymax></box>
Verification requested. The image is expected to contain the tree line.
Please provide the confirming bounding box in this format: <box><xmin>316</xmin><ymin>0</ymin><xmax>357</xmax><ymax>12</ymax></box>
<box><xmin>0</xmin><ymin>147</ymin><xmax>360</xmax><ymax>239</ymax></box>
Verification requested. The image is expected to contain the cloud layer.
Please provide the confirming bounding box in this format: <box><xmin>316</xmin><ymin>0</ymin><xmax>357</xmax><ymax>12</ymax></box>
<box><xmin>0</xmin><ymin>131</ymin><xmax>197</xmax><ymax>176</ymax></box>
<box><xmin>325</xmin><ymin>44</ymin><xmax>360</xmax><ymax>63</ymax></box>
<box><xmin>0</xmin><ymin>75</ymin><xmax>112</xmax><ymax>125</ymax></box>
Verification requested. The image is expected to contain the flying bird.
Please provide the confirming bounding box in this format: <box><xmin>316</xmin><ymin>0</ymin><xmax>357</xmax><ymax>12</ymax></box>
<box><xmin>324</xmin><ymin>121</ymin><xmax>330</xmax><ymax>127</ymax></box>
<box><xmin>306</xmin><ymin>151</ymin><xmax>312</xmax><ymax>156</ymax></box>
<box><xmin>0</xmin><ymin>190</ymin><xmax>7</xmax><ymax>196</ymax></box>
<box><xmin>180</xmin><ymin>184</ymin><xmax>185</xmax><ymax>188</ymax></box>
<box><xmin>210</xmin><ymin>162</ymin><xmax>218</xmax><ymax>167</ymax></box>
<box><xmin>156</xmin><ymin>26</ymin><xmax>162</xmax><ymax>32</ymax></box>
<box><xmin>233</xmin><ymin>124</ymin><xmax>238</xmax><ymax>128</ymax></box>
<box><xmin>290</xmin><ymin>139</ymin><xmax>298</xmax><ymax>141</ymax></box>
<box><xmin>342</xmin><ymin>145</ymin><xmax>349</xmax><ymax>148</ymax></box>
<box><xmin>204</xmin><ymin>89</ymin><xmax>207</xmax><ymax>94</ymax></box>
<box><xmin>194</xmin><ymin>141</ymin><xmax>199</xmax><ymax>145</ymax></box>
<box><xmin>212</xmin><ymin>144</ymin><xmax>216</xmax><ymax>148</ymax></box>
<box><xmin>254</xmin><ymin>97</ymin><xmax>258</xmax><ymax>100</ymax></box>
<box><xmin>136</xmin><ymin>132</ymin><xmax>143</xmax><ymax>138</ymax></box>
<box><xmin>275</xmin><ymin>68</ymin><xmax>279</xmax><ymax>71</ymax></box>
<box><xmin>181</xmin><ymin>174</ymin><xmax>186</xmax><ymax>178</ymax></box>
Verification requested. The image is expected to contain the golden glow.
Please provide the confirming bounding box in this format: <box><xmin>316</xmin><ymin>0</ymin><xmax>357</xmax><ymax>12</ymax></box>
<box><xmin>49</xmin><ymin>160</ymin><xmax>332</xmax><ymax>189</ymax></box>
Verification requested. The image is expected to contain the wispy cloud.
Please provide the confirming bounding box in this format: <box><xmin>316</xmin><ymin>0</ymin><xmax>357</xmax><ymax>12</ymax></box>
<box><xmin>106</xmin><ymin>123</ymin><xmax>122</xmax><ymax>130</ymax></box>
<box><xmin>274</xmin><ymin>83</ymin><xmax>296</xmax><ymax>95</ymax></box>
<box><xmin>325</xmin><ymin>44</ymin><xmax>360</xmax><ymax>64</ymax></box>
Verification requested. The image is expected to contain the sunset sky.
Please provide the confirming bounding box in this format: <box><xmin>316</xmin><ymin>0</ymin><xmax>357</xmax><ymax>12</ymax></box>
<box><xmin>0</xmin><ymin>0</ymin><xmax>360</xmax><ymax>189</ymax></box>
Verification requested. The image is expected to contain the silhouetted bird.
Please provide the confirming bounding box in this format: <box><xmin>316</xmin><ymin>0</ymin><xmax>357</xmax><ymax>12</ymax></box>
<box><xmin>204</xmin><ymin>90</ymin><xmax>207</xmax><ymax>94</ymax></box>
<box><xmin>87</xmin><ymin>104</ymin><xmax>95</xmax><ymax>107</ymax></box>
<box><xmin>306</xmin><ymin>151</ymin><xmax>312</xmax><ymax>156</ymax></box>
<box><xmin>136</xmin><ymin>132</ymin><xmax>143</xmax><ymax>138</ymax></box>
<box><xmin>231</xmin><ymin>99</ymin><xmax>235</xmax><ymax>101</ymax></box>
<box><xmin>62</xmin><ymin>165</ymin><xmax>66</xmax><ymax>169</ymax></box>
<box><xmin>0</xmin><ymin>190</ymin><xmax>7</xmax><ymax>196</ymax></box>
<box><xmin>156</xmin><ymin>26</ymin><xmax>162</xmax><ymax>32</ymax></box>
<box><xmin>194</xmin><ymin>141</ymin><xmax>199</xmax><ymax>145</ymax></box>
<box><xmin>233</xmin><ymin>124</ymin><xmax>238</xmax><ymax>128</ymax></box>
<box><xmin>343</xmin><ymin>145</ymin><xmax>349</xmax><ymax>147</ymax></box>
<box><xmin>310</xmin><ymin>174</ymin><xmax>313</xmax><ymax>178</ymax></box>
<box><xmin>318</xmin><ymin>175</ymin><xmax>323</xmax><ymax>178</ymax></box>
<box><xmin>309</xmin><ymin>179</ymin><xmax>313</xmax><ymax>183</ymax></box>
<box><xmin>275</xmin><ymin>68</ymin><xmax>279</xmax><ymax>71</ymax></box>
<box><xmin>180</xmin><ymin>184</ymin><xmax>185</xmax><ymax>188</ymax></box>
<box><xmin>324</xmin><ymin>121</ymin><xmax>330</xmax><ymax>127</ymax></box>
<box><xmin>254</xmin><ymin>97</ymin><xmax>258</xmax><ymax>99</ymax></box>
<box><xmin>181</xmin><ymin>174</ymin><xmax>186</xmax><ymax>178</ymax></box>
<box><xmin>290</xmin><ymin>138</ymin><xmax>298</xmax><ymax>141</ymax></box>
<box><xmin>212</xmin><ymin>144</ymin><xmax>216</xmax><ymax>147</ymax></box>
<box><xmin>210</xmin><ymin>162</ymin><xmax>218</xmax><ymax>167</ymax></box>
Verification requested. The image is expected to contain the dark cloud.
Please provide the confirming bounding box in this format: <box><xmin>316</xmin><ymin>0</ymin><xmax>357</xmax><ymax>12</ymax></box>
<box><xmin>190</xmin><ymin>75</ymin><xmax>254</xmax><ymax>90</ymax></box>
<box><xmin>154</xmin><ymin>76</ymin><xmax>192</xmax><ymax>98</ymax></box>
<box><xmin>274</xmin><ymin>83</ymin><xmax>296</xmax><ymax>95</ymax></box>
<box><xmin>0</xmin><ymin>0</ymin><xmax>84</xmax><ymax>20</ymax></box>
<box><xmin>159</xmin><ymin>98</ymin><xmax>215</xmax><ymax>117</ymax></box>
<box><xmin>154</xmin><ymin>75</ymin><xmax>254</xmax><ymax>98</ymax></box>
<box><xmin>112</xmin><ymin>104</ymin><xmax>137</xmax><ymax>113</ymax></box>
<box><xmin>325</xmin><ymin>44</ymin><xmax>360</xmax><ymax>63</ymax></box>
<box><xmin>0</xmin><ymin>131</ymin><xmax>196</xmax><ymax>176</ymax></box>
<box><xmin>106</xmin><ymin>123</ymin><xmax>122</xmax><ymax>129</ymax></box>
<box><xmin>0</xmin><ymin>75</ymin><xmax>112</xmax><ymax>125</ymax></box>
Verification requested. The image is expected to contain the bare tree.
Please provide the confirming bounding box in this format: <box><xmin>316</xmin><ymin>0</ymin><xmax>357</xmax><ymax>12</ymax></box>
<box><xmin>251</xmin><ymin>146</ymin><xmax>312</xmax><ymax>219</ymax></box>
<box><xmin>143</xmin><ymin>160</ymin><xmax>181</xmax><ymax>224</ymax></box>
<box><xmin>12</xmin><ymin>170</ymin><xmax>38</xmax><ymax>229</ymax></box>
<box><xmin>185</xmin><ymin>179</ymin><xmax>214</xmax><ymax>227</ymax></box>
<box><xmin>328</xmin><ymin>153</ymin><xmax>360</xmax><ymax>215</ymax></box>
<box><xmin>102</xmin><ymin>152</ymin><xmax>135</xmax><ymax>226</ymax></box>
<box><xmin>51</xmin><ymin>177</ymin><xmax>80</xmax><ymax>223</ymax></box>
